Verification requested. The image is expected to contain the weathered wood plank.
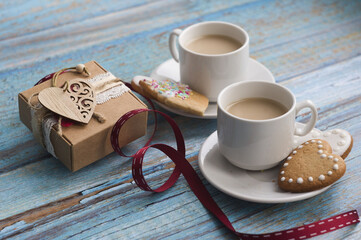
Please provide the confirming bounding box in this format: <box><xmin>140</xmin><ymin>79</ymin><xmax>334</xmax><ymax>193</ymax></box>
<box><xmin>0</xmin><ymin>0</ymin><xmax>155</xmax><ymax>41</ymax></box>
<box><xmin>0</xmin><ymin>0</ymin><xmax>360</xmax><ymax>239</ymax></box>
<box><xmin>0</xmin><ymin>0</ymin><xmax>252</xmax><ymax>71</ymax></box>
<box><xmin>1</xmin><ymin>54</ymin><xmax>361</xmax><ymax>239</ymax></box>
<box><xmin>1</xmin><ymin>0</ymin><xmax>361</xmax><ymax>172</ymax></box>
<box><xmin>1</xmin><ymin>0</ymin><xmax>360</xmax><ymax>73</ymax></box>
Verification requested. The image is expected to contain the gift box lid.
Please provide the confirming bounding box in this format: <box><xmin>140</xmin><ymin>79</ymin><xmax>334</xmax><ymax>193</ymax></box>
<box><xmin>18</xmin><ymin>61</ymin><xmax>148</xmax><ymax>171</ymax></box>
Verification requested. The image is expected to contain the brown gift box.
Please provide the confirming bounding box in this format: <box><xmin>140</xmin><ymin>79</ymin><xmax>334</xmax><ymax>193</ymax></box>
<box><xmin>18</xmin><ymin>61</ymin><xmax>148</xmax><ymax>171</ymax></box>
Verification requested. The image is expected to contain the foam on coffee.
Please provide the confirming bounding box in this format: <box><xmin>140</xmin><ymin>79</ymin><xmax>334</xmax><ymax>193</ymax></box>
<box><xmin>226</xmin><ymin>97</ymin><xmax>288</xmax><ymax>120</ymax></box>
<box><xmin>185</xmin><ymin>34</ymin><xmax>242</xmax><ymax>54</ymax></box>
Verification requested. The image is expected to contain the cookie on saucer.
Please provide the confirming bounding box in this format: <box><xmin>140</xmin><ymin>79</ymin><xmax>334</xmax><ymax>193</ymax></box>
<box><xmin>278</xmin><ymin>139</ymin><xmax>346</xmax><ymax>193</ymax></box>
<box><xmin>131</xmin><ymin>77</ymin><xmax>152</xmax><ymax>98</ymax></box>
<box><xmin>133</xmin><ymin>76</ymin><xmax>209</xmax><ymax>116</ymax></box>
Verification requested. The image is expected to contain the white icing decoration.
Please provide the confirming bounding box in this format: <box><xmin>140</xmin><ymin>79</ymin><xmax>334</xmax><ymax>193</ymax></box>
<box><xmin>317</xmin><ymin>150</ymin><xmax>323</xmax><ymax>154</ymax></box>
<box><xmin>334</xmin><ymin>158</ymin><xmax>339</xmax><ymax>162</ymax></box>
<box><xmin>338</xmin><ymin>140</ymin><xmax>346</xmax><ymax>146</ymax></box>
<box><xmin>297</xmin><ymin>177</ymin><xmax>303</xmax><ymax>184</ymax></box>
<box><xmin>312</xmin><ymin>133</ymin><xmax>320</xmax><ymax>138</ymax></box>
<box><xmin>305</xmin><ymin>142</ymin><xmax>309</xmax><ymax>145</ymax></box>
<box><xmin>292</xmin><ymin>124</ymin><xmax>351</xmax><ymax>159</ymax></box>
<box><xmin>292</xmin><ymin>150</ymin><xmax>297</xmax><ymax>155</ymax></box>
<box><xmin>281</xmin><ymin>171</ymin><xmax>285</xmax><ymax>175</ymax></box>
<box><xmin>308</xmin><ymin>177</ymin><xmax>313</xmax><ymax>182</ymax></box>
<box><xmin>283</xmin><ymin>163</ymin><xmax>289</xmax><ymax>167</ymax></box>
<box><xmin>149</xmin><ymin>79</ymin><xmax>192</xmax><ymax>99</ymax></box>
<box><xmin>281</xmin><ymin>177</ymin><xmax>285</xmax><ymax>181</ymax></box>
<box><xmin>323</xmin><ymin>132</ymin><xmax>331</xmax><ymax>137</ymax></box>
<box><xmin>288</xmin><ymin>178</ymin><xmax>293</xmax><ymax>183</ymax></box>
<box><xmin>332</xmin><ymin>129</ymin><xmax>340</xmax><ymax>134</ymax></box>
<box><xmin>298</xmin><ymin>145</ymin><xmax>303</xmax><ymax>149</ymax></box>
<box><xmin>328</xmin><ymin>171</ymin><xmax>332</xmax><ymax>176</ymax></box>
<box><xmin>321</xmin><ymin>154</ymin><xmax>327</xmax><ymax>158</ymax></box>
<box><xmin>287</xmin><ymin>156</ymin><xmax>292</xmax><ymax>160</ymax></box>
<box><xmin>333</xmin><ymin>164</ymin><xmax>339</xmax><ymax>170</ymax></box>
<box><xmin>319</xmin><ymin>175</ymin><xmax>325</xmax><ymax>181</ymax></box>
<box><xmin>328</xmin><ymin>155</ymin><xmax>334</xmax><ymax>159</ymax></box>
<box><xmin>317</xmin><ymin>140</ymin><xmax>322</xmax><ymax>144</ymax></box>
<box><xmin>318</xmin><ymin>145</ymin><xmax>323</xmax><ymax>148</ymax></box>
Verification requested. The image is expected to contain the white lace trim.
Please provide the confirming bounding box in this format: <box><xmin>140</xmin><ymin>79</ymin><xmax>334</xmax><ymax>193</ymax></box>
<box><xmin>87</xmin><ymin>72</ymin><xmax>116</xmax><ymax>84</ymax></box>
<box><xmin>36</xmin><ymin>72</ymin><xmax>129</xmax><ymax>158</ymax></box>
<box><xmin>87</xmin><ymin>72</ymin><xmax>130</xmax><ymax>104</ymax></box>
<box><xmin>95</xmin><ymin>84</ymin><xmax>130</xmax><ymax>104</ymax></box>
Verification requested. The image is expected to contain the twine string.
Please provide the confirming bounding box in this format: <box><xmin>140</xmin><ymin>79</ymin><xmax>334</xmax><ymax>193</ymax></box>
<box><xmin>51</xmin><ymin>64</ymin><xmax>90</xmax><ymax>87</ymax></box>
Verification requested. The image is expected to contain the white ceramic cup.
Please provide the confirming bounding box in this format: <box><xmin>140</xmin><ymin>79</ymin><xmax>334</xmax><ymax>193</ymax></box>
<box><xmin>217</xmin><ymin>81</ymin><xmax>318</xmax><ymax>170</ymax></box>
<box><xmin>169</xmin><ymin>21</ymin><xmax>249</xmax><ymax>102</ymax></box>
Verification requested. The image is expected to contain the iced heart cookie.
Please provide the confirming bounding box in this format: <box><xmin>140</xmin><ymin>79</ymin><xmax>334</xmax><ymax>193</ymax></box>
<box><xmin>293</xmin><ymin>126</ymin><xmax>353</xmax><ymax>159</ymax></box>
<box><xmin>278</xmin><ymin>139</ymin><xmax>346</xmax><ymax>193</ymax></box>
<box><xmin>134</xmin><ymin>76</ymin><xmax>209</xmax><ymax>116</ymax></box>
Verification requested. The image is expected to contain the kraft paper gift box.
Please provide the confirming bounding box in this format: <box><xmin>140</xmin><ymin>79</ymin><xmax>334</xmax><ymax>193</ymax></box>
<box><xmin>18</xmin><ymin>61</ymin><xmax>148</xmax><ymax>171</ymax></box>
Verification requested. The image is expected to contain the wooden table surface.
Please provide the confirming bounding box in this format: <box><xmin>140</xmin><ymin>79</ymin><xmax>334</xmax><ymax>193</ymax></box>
<box><xmin>1</xmin><ymin>0</ymin><xmax>360</xmax><ymax>239</ymax></box>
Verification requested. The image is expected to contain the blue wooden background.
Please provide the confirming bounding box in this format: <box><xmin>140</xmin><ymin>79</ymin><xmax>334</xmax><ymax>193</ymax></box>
<box><xmin>0</xmin><ymin>0</ymin><xmax>360</xmax><ymax>239</ymax></box>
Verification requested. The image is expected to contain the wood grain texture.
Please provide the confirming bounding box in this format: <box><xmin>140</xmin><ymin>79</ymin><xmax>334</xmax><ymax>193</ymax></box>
<box><xmin>0</xmin><ymin>0</ymin><xmax>360</xmax><ymax>239</ymax></box>
<box><xmin>37</xmin><ymin>80</ymin><xmax>96</xmax><ymax>123</ymax></box>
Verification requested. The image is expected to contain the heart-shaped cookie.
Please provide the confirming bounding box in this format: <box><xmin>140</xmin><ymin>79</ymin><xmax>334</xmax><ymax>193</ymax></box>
<box><xmin>293</xmin><ymin>124</ymin><xmax>353</xmax><ymax>159</ymax></box>
<box><xmin>278</xmin><ymin>139</ymin><xmax>346</xmax><ymax>193</ymax></box>
<box><xmin>38</xmin><ymin>79</ymin><xmax>96</xmax><ymax>124</ymax></box>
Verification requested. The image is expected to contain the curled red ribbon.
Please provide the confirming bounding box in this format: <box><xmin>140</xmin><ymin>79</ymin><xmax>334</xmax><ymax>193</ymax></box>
<box><xmin>37</xmin><ymin>74</ymin><xmax>359</xmax><ymax>239</ymax></box>
<box><xmin>111</xmin><ymin>83</ymin><xmax>360</xmax><ymax>240</ymax></box>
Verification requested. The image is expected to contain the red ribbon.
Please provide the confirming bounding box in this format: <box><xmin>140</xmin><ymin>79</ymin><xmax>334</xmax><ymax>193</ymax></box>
<box><xmin>111</xmin><ymin>83</ymin><xmax>360</xmax><ymax>240</ymax></box>
<box><xmin>37</xmin><ymin>74</ymin><xmax>359</xmax><ymax>239</ymax></box>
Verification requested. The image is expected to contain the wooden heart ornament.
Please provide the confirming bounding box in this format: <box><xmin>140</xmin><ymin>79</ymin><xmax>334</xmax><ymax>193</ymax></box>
<box><xmin>38</xmin><ymin>79</ymin><xmax>96</xmax><ymax>124</ymax></box>
<box><xmin>278</xmin><ymin>139</ymin><xmax>346</xmax><ymax>193</ymax></box>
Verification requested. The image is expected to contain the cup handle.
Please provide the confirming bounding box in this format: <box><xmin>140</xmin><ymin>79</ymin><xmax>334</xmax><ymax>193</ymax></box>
<box><xmin>294</xmin><ymin>100</ymin><xmax>318</xmax><ymax>136</ymax></box>
<box><xmin>169</xmin><ymin>29</ymin><xmax>182</xmax><ymax>63</ymax></box>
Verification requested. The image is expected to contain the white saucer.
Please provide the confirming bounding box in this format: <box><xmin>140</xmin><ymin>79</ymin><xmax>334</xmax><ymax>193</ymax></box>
<box><xmin>198</xmin><ymin>125</ymin><xmax>352</xmax><ymax>203</ymax></box>
<box><xmin>198</xmin><ymin>131</ymin><xmax>329</xmax><ymax>203</ymax></box>
<box><xmin>150</xmin><ymin>58</ymin><xmax>275</xmax><ymax>119</ymax></box>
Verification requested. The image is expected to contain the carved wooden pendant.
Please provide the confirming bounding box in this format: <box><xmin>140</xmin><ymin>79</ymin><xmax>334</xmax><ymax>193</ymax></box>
<box><xmin>38</xmin><ymin>79</ymin><xmax>96</xmax><ymax>124</ymax></box>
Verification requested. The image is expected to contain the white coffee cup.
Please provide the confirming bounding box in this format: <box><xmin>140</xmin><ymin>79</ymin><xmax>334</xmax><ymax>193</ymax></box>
<box><xmin>217</xmin><ymin>81</ymin><xmax>318</xmax><ymax>170</ymax></box>
<box><xmin>169</xmin><ymin>21</ymin><xmax>249</xmax><ymax>102</ymax></box>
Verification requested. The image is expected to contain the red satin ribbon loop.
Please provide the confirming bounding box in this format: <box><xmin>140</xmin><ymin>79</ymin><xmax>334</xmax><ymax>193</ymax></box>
<box><xmin>111</xmin><ymin>107</ymin><xmax>360</xmax><ymax>240</ymax></box>
<box><xmin>111</xmin><ymin>108</ymin><xmax>184</xmax><ymax>193</ymax></box>
<box><xmin>36</xmin><ymin>73</ymin><xmax>359</xmax><ymax>239</ymax></box>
